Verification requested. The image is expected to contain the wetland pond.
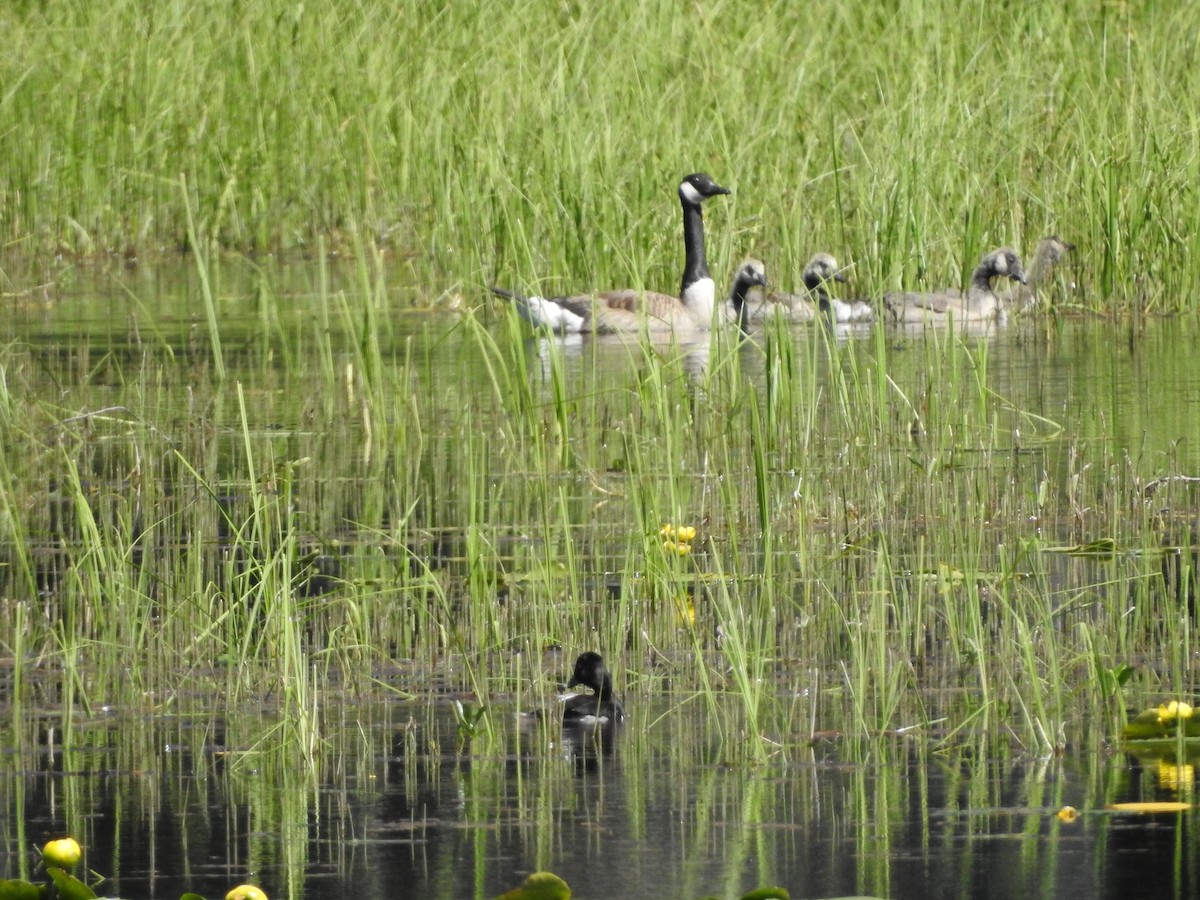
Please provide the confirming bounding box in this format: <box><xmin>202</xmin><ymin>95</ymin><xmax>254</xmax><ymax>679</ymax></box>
<box><xmin>3</xmin><ymin>258</ymin><xmax>1200</xmax><ymax>899</ymax></box>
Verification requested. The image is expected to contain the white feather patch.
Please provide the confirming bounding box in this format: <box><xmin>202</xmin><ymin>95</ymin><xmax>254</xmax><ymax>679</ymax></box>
<box><xmin>521</xmin><ymin>296</ymin><xmax>586</xmax><ymax>334</ymax></box>
<box><xmin>679</xmin><ymin>181</ymin><xmax>703</xmax><ymax>205</ymax></box>
<box><xmin>681</xmin><ymin>277</ymin><xmax>716</xmax><ymax>324</ymax></box>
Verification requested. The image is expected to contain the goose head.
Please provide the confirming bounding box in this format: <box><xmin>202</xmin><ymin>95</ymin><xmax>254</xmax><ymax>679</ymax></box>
<box><xmin>679</xmin><ymin>172</ymin><xmax>731</xmax><ymax>205</ymax></box>
<box><xmin>729</xmin><ymin>258</ymin><xmax>769</xmax><ymax>327</ymax></box>
<box><xmin>731</xmin><ymin>258</ymin><xmax>769</xmax><ymax>296</ymax></box>
<box><xmin>801</xmin><ymin>252</ymin><xmax>848</xmax><ymax>292</ymax></box>
<box><xmin>976</xmin><ymin>248</ymin><xmax>1027</xmax><ymax>287</ymax></box>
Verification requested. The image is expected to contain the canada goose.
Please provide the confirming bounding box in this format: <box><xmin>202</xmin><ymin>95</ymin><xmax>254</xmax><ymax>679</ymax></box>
<box><xmin>490</xmin><ymin>173</ymin><xmax>731</xmax><ymax>334</ymax></box>
<box><xmin>1013</xmin><ymin>235</ymin><xmax>1075</xmax><ymax>310</ymax></box>
<box><xmin>883</xmin><ymin>248</ymin><xmax>1027</xmax><ymax>325</ymax></box>
<box><xmin>732</xmin><ymin>253</ymin><xmax>872</xmax><ymax>324</ymax></box>
<box><xmin>939</xmin><ymin>237</ymin><xmax>1074</xmax><ymax>310</ymax></box>
<box><xmin>726</xmin><ymin>258</ymin><xmax>770</xmax><ymax>331</ymax></box>
<box><xmin>562</xmin><ymin>652</ymin><xmax>625</xmax><ymax>724</ymax></box>
<box><xmin>802</xmin><ymin>252</ymin><xmax>874</xmax><ymax>324</ymax></box>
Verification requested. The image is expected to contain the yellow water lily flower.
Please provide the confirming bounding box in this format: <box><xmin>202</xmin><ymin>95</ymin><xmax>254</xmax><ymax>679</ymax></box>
<box><xmin>663</xmin><ymin>540</ymin><xmax>693</xmax><ymax>556</ymax></box>
<box><xmin>1056</xmin><ymin>806</ymin><xmax>1078</xmax><ymax>823</ymax></box>
<box><xmin>673</xmin><ymin>595</ymin><xmax>696</xmax><ymax>627</ymax></box>
<box><xmin>1156</xmin><ymin>700</ymin><xmax>1195</xmax><ymax>725</ymax></box>
<box><xmin>658</xmin><ymin>524</ymin><xmax>697</xmax><ymax>543</ymax></box>
<box><xmin>42</xmin><ymin>837</ymin><xmax>82</xmax><ymax>869</ymax></box>
<box><xmin>226</xmin><ymin>886</ymin><xmax>269</xmax><ymax>900</ymax></box>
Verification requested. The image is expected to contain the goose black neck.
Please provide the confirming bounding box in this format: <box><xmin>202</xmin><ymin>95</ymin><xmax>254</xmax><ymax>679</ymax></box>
<box><xmin>813</xmin><ymin>285</ymin><xmax>832</xmax><ymax>313</ymax></box>
<box><xmin>731</xmin><ymin>280</ymin><xmax>752</xmax><ymax>332</ymax></box>
<box><xmin>680</xmin><ymin>196</ymin><xmax>710</xmax><ymax>294</ymax></box>
<box><xmin>970</xmin><ymin>266</ymin><xmax>995</xmax><ymax>293</ymax></box>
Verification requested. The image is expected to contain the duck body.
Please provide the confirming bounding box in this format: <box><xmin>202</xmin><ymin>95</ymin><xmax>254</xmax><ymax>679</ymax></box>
<box><xmin>492</xmin><ymin>173</ymin><xmax>731</xmax><ymax>335</ymax></box>
<box><xmin>883</xmin><ymin>248</ymin><xmax>1027</xmax><ymax>326</ymax></box>
<box><xmin>561</xmin><ymin>651</ymin><xmax>625</xmax><ymax>724</ymax></box>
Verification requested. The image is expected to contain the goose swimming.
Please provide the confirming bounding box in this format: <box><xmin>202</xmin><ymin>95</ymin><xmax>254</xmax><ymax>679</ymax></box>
<box><xmin>491</xmin><ymin>173</ymin><xmax>731</xmax><ymax>334</ymax></box>
<box><xmin>883</xmin><ymin>248</ymin><xmax>1026</xmax><ymax>326</ymax></box>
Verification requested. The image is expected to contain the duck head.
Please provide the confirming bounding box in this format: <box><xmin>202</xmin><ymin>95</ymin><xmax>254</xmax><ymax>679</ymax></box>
<box><xmin>567</xmin><ymin>651</ymin><xmax>614</xmax><ymax>697</ymax></box>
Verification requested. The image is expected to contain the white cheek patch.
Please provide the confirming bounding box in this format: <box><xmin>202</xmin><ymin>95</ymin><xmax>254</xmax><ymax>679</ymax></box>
<box><xmin>679</xmin><ymin>181</ymin><xmax>703</xmax><ymax>205</ymax></box>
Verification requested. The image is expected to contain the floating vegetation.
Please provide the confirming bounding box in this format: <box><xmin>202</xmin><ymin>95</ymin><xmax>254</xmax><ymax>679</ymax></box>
<box><xmin>0</xmin><ymin>838</ymin><xmax>264</xmax><ymax>900</ymax></box>
<box><xmin>1123</xmin><ymin>701</ymin><xmax>1200</xmax><ymax>741</ymax></box>
<box><xmin>1107</xmin><ymin>802</ymin><xmax>1194</xmax><ymax>814</ymax></box>
<box><xmin>495</xmin><ymin>873</ymin><xmax>571</xmax><ymax>900</ymax></box>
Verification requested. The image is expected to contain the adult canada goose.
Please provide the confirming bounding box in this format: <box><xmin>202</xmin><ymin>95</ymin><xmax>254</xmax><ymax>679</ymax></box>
<box><xmin>561</xmin><ymin>652</ymin><xmax>625</xmax><ymax>724</ymax></box>
<box><xmin>883</xmin><ymin>248</ymin><xmax>1026</xmax><ymax>326</ymax></box>
<box><xmin>490</xmin><ymin>173</ymin><xmax>731</xmax><ymax>334</ymax></box>
<box><xmin>732</xmin><ymin>253</ymin><xmax>872</xmax><ymax>324</ymax></box>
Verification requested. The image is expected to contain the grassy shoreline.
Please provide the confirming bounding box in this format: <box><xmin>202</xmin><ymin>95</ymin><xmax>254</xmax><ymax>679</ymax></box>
<box><xmin>2</xmin><ymin>1</ymin><xmax>1200</xmax><ymax>311</ymax></box>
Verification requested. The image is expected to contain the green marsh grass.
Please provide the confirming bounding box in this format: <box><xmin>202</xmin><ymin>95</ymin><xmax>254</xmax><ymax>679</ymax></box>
<box><xmin>5</xmin><ymin>1</ymin><xmax>1200</xmax><ymax>312</ymax></box>
<box><xmin>6</xmin><ymin>1</ymin><xmax>1200</xmax><ymax>827</ymax></box>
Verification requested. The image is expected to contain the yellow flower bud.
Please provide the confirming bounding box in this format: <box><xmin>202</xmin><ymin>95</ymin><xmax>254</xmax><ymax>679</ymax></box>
<box><xmin>226</xmin><ymin>886</ymin><xmax>269</xmax><ymax>900</ymax></box>
<box><xmin>42</xmin><ymin>837</ymin><xmax>82</xmax><ymax>870</ymax></box>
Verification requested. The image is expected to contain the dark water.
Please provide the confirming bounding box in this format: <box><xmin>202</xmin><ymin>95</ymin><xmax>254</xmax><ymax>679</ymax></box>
<box><xmin>3</xmin><ymin>261</ymin><xmax>1200</xmax><ymax>899</ymax></box>
<box><xmin>6</xmin><ymin>701</ymin><xmax>1199</xmax><ymax>900</ymax></box>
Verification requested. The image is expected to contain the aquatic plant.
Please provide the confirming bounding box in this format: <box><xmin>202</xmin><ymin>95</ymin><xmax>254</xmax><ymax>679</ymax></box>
<box><xmin>41</xmin><ymin>837</ymin><xmax>82</xmax><ymax>870</ymax></box>
<box><xmin>495</xmin><ymin>872</ymin><xmax>571</xmax><ymax>900</ymax></box>
<box><xmin>1124</xmin><ymin>700</ymin><xmax>1200</xmax><ymax>740</ymax></box>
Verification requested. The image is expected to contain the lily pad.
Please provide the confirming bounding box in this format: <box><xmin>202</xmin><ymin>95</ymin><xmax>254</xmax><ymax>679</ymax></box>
<box><xmin>495</xmin><ymin>872</ymin><xmax>571</xmax><ymax>900</ymax></box>
<box><xmin>0</xmin><ymin>879</ymin><xmax>41</xmax><ymax>900</ymax></box>
<box><xmin>1122</xmin><ymin>702</ymin><xmax>1200</xmax><ymax>740</ymax></box>
<box><xmin>1108</xmin><ymin>801</ymin><xmax>1193</xmax><ymax>813</ymax></box>
<box><xmin>46</xmin><ymin>868</ymin><xmax>97</xmax><ymax>900</ymax></box>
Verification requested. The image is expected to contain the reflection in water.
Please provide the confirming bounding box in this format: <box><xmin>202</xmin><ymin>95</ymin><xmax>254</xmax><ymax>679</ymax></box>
<box><xmin>6</xmin><ymin>703</ymin><xmax>1200</xmax><ymax>900</ymax></box>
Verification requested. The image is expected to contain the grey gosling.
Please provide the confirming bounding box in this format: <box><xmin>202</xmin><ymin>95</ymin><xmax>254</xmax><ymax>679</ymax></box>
<box><xmin>733</xmin><ymin>253</ymin><xmax>872</xmax><ymax>324</ymax></box>
<box><xmin>727</xmin><ymin>258</ymin><xmax>770</xmax><ymax>331</ymax></box>
<box><xmin>883</xmin><ymin>248</ymin><xmax>1027</xmax><ymax>325</ymax></box>
<box><xmin>1013</xmin><ymin>235</ymin><xmax>1075</xmax><ymax>310</ymax></box>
